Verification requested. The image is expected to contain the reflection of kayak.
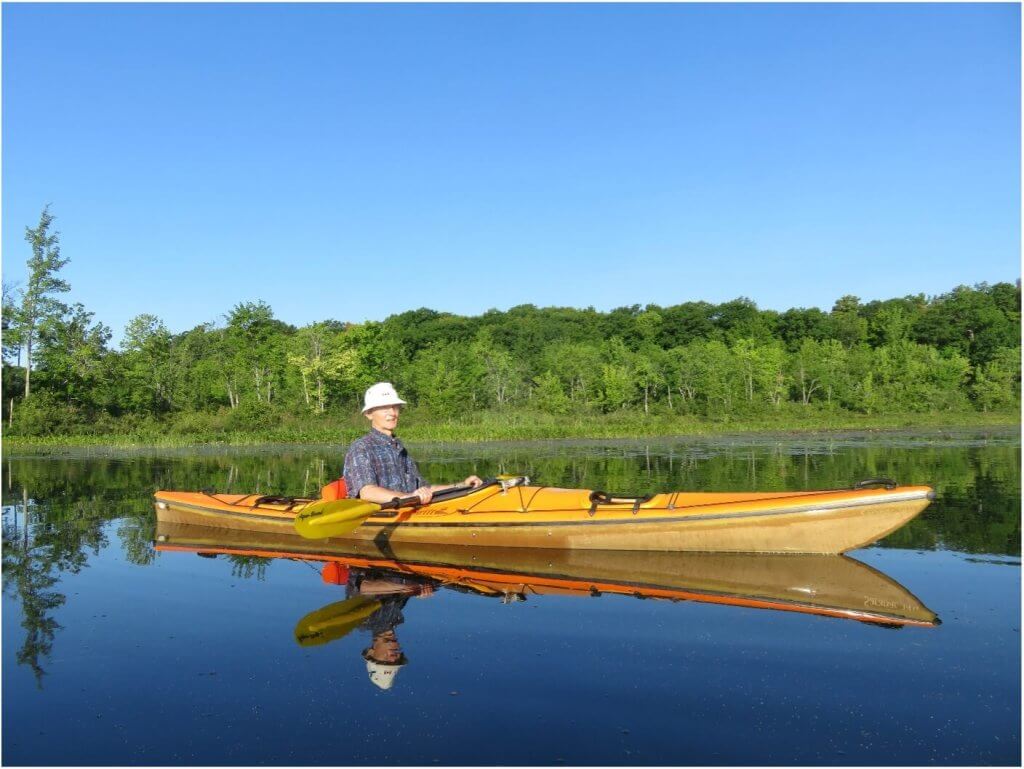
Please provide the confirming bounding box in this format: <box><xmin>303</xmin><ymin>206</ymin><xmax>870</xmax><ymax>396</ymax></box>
<box><xmin>153</xmin><ymin>478</ymin><xmax>933</xmax><ymax>554</ymax></box>
<box><xmin>154</xmin><ymin>521</ymin><xmax>940</xmax><ymax>628</ymax></box>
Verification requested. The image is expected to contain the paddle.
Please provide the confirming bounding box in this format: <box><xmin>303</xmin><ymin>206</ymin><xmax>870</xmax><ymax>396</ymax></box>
<box><xmin>293</xmin><ymin>494</ymin><xmax>421</xmax><ymax>540</ymax></box>
<box><xmin>294</xmin><ymin>481</ymin><xmax>490</xmax><ymax>540</ymax></box>
<box><xmin>293</xmin><ymin>595</ymin><xmax>383</xmax><ymax>647</ymax></box>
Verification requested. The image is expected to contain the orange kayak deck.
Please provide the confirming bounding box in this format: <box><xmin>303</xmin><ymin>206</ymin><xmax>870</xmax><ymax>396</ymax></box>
<box><xmin>153</xmin><ymin>482</ymin><xmax>934</xmax><ymax>554</ymax></box>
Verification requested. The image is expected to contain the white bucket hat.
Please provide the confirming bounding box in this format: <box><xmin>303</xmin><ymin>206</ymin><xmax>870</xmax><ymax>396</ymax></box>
<box><xmin>364</xmin><ymin>658</ymin><xmax>406</xmax><ymax>690</ymax></box>
<box><xmin>362</xmin><ymin>382</ymin><xmax>408</xmax><ymax>414</ymax></box>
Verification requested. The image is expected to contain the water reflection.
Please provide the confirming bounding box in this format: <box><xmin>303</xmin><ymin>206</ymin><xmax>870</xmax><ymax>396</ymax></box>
<box><xmin>155</xmin><ymin>521</ymin><xmax>940</xmax><ymax>693</ymax></box>
<box><xmin>295</xmin><ymin>568</ymin><xmax>430</xmax><ymax>690</ymax></box>
<box><xmin>2</xmin><ymin>434</ymin><xmax>1016</xmax><ymax>689</ymax></box>
<box><xmin>4</xmin><ymin>434</ymin><xmax>1019</xmax><ymax>554</ymax></box>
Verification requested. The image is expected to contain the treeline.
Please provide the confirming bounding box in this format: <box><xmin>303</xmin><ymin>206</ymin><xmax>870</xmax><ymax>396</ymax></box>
<box><xmin>1</xmin><ymin>208</ymin><xmax>1020</xmax><ymax>439</ymax></box>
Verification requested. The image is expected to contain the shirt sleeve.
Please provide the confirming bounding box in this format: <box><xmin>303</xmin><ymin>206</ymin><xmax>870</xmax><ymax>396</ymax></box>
<box><xmin>343</xmin><ymin>441</ymin><xmax>376</xmax><ymax>499</ymax></box>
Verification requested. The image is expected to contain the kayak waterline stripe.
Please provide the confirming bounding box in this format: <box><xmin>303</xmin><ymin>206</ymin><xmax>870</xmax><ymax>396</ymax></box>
<box><xmin>159</xmin><ymin>490</ymin><xmax>929</xmax><ymax>528</ymax></box>
<box><xmin>153</xmin><ymin>541</ymin><xmax>935</xmax><ymax>626</ymax></box>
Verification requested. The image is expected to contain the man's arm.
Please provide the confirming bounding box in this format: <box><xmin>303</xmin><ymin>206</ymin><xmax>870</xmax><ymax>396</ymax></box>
<box><xmin>359</xmin><ymin>477</ymin><xmax>483</xmax><ymax>505</ymax></box>
<box><xmin>357</xmin><ymin>484</ymin><xmax>432</xmax><ymax>505</ymax></box>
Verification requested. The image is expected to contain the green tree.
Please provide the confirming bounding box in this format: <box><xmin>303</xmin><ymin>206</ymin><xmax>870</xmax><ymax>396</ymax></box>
<box><xmin>972</xmin><ymin>346</ymin><xmax>1021</xmax><ymax>412</ymax></box>
<box><xmin>2</xmin><ymin>280</ymin><xmax>22</xmax><ymax>364</ymax></box>
<box><xmin>790</xmin><ymin>338</ymin><xmax>847</xmax><ymax>407</ymax></box>
<box><xmin>828</xmin><ymin>295</ymin><xmax>868</xmax><ymax>348</ymax></box>
<box><xmin>635</xmin><ymin>309</ymin><xmax>664</xmax><ymax>346</ymax></box>
<box><xmin>752</xmin><ymin>342</ymin><xmax>787</xmax><ymax>409</ymax></box>
<box><xmin>872</xmin><ymin>341</ymin><xmax>970</xmax><ymax>412</ymax></box>
<box><xmin>287</xmin><ymin>322</ymin><xmax>359</xmax><ymax>413</ymax></box>
<box><xmin>913</xmin><ymin>284</ymin><xmax>1020</xmax><ymax>365</ymax></box>
<box><xmin>347</xmin><ymin>321</ymin><xmax>405</xmax><ymax>398</ymax></box>
<box><xmin>659</xmin><ymin>302</ymin><xmax>718</xmax><ymax>347</ymax></box>
<box><xmin>776</xmin><ymin>307</ymin><xmax>829</xmax><ymax>351</ymax></box>
<box><xmin>34</xmin><ymin>303</ymin><xmax>111</xmax><ymax>411</ymax></box>
<box><xmin>600</xmin><ymin>363</ymin><xmax>634</xmax><ymax>411</ymax></box>
<box><xmin>710</xmin><ymin>298</ymin><xmax>775</xmax><ymax>343</ymax></box>
<box><xmin>470</xmin><ymin>329</ymin><xmax>522</xmax><ymax>407</ymax></box>
<box><xmin>599</xmin><ymin>338</ymin><xmax>636</xmax><ymax>411</ymax></box>
<box><xmin>533</xmin><ymin>370</ymin><xmax>571</xmax><ymax>415</ymax></box>
<box><xmin>634</xmin><ymin>345</ymin><xmax>667</xmax><ymax>415</ymax></box>
<box><xmin>12</xmin><ymin>207</ymin><xmax>71</xmax><ymax>399</ymax></box>
<box><xmin>169</xmin><ymin>324</ymin><xmax>229</xmax><ymax>411</ymax></box>
<box><xmin>408</xmin><ymin>342</ymin><xmax>475</xmax><ymax>418</ymax></box>
<box><xmin>688</xmin><ymin>340</ymin><xmax>743</xmax><ymax>417</ymax></box>
<box><xmin>121</xmin><ymin>314</ymin><xmax>174</xmax><ymax>414</ymax></box>
<box><xmin>791</xmin><ymin>338</ymin><xmax>823</xmax><ymax>406</ymax></box>
<box><xmin>665</xmin><ymin>346</ymin><xmax>700</xmax><ymax>412</ymax></box>
<box><xmin>538</xmin><ymin>341</ymin><xmax>604</xmax><ymax>406</ymax></box>
<box><xmin>868</xmin><ymin>305</ymin><xmax>912</xmax><ymax>346</ymax></box>
<box><xmin>732</xmin><ymin>338</ymin><xmax>760</xmax><ymax>406</ymax></box>
<box><xmin>225</xmin><ymin>301</ymin><xmax>290</xmax><ymax>405</ymax></box>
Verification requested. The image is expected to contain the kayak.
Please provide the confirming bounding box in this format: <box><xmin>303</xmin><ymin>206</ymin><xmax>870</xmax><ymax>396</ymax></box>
<box><xmin>154</xmin><ymin>520</ymin><xmax>940</xmax><ymax>628</ymax></box>
<box><xmin>153</xmin><ymin>476</ymin><xmax>933</xmax><ymax>554</ymax></box>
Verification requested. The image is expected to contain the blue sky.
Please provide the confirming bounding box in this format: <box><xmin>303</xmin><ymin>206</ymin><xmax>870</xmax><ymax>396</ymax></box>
<box><xmin>3</xmin><ymin>3</ymin><xmax>1020</xmax><ymax>342</ymax></box>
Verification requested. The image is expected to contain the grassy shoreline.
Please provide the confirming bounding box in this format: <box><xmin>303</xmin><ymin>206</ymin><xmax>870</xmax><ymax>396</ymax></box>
<box><xmin>2</xmin><ymin>409</ymin><xmax>1018</xmax><ymax>452</ymax></box>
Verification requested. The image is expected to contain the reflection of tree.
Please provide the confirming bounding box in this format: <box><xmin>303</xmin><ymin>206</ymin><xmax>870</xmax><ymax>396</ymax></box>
<box><xmin>2</xmin><ymin>495</ymin><xmax>64</xmax><ymax>688</ymax></box>
<box><xmin>228</xmin><ymin>555</ymin><xmax>269</xmax><ymax>581</ymax></box>
<box><xmin>10</xmin><ymin>557</ymin><xmax>63</xmax><ymax>685</ymax></box>
<box><xmin>1</xmin><ymin>488</ymin><xmax>107</xmax><ymax>687</ymax></box>
<box><xmin>118</xmin><ymin>515</ymin><xmax>155</xmax><ymax>566</ymax></box>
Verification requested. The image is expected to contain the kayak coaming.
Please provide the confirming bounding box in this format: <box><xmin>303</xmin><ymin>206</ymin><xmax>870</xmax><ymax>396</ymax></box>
<box><xmin>154</xmin><ymin>482</ymin><xmax>934</xmax><ymax>554</ymax></box>
<box><xmin>153</xmin><ymin>520</ymin><xmax>940</xmax><ymax>627</ymax></box>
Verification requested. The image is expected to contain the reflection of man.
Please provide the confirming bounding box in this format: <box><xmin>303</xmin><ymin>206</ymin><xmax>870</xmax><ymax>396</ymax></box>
<box><xmin>362</xmin><ymin>630</ymin><xmax>406</xmax><ymax>691</ymax></box>
<box><xmin>347</xmin><ymin>567</ymin><xmax>435</xmax><ymax>691</ymax></box>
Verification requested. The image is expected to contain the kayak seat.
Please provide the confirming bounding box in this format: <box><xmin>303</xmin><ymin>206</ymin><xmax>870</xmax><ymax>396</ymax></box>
<box><xmin>321</xmin><ymin>478</ymin><xmax>349</xmax><ymax>501</ymax></box>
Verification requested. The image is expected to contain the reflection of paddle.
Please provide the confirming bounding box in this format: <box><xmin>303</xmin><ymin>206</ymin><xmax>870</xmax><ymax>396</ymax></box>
<box><xmin>294</xmin><ymin>495</ymin><xmax>421</xmax><ymax>540</ymax></box>
<box><xmin>293</xmin><ymin>596</ymin><xmax>383</xmax><ymax>647</ymax></box>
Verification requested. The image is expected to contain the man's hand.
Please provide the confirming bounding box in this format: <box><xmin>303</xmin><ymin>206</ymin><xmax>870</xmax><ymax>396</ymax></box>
<box><xmin>414</xmin><ymin>486</ymin><xmax>433</xmax><ymax>505</ymax></box>
<box><xmin>463</xmin><ymin>475</ymin><xmax>484</xmax><ymax>488</ymax></box>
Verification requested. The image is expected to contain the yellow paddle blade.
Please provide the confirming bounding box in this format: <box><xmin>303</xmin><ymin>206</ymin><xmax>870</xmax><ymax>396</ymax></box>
<box><xmin>293</xmin><ymin>498</ymin><xmax>382</xmax><ymax>540</ymax></box>
<box><xmin>293</xmin><ymin>596</ymin><xmax>382</xmax><ymax>647</ymax></box>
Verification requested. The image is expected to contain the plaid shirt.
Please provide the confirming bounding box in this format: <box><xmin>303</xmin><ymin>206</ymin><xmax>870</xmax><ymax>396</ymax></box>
<box><xmin>343</xmin><ymin>428</ymin><xmax>427</xmax><ymax>498</ymax></box>
<box><xmin>346</xmin><ymin>569</ymin><xmax>425</xmax><ymax>634</ymax></box>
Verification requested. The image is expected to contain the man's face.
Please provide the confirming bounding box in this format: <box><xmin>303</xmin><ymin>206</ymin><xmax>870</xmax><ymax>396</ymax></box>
<box><xmin>369</xmin><ymin>630</ymin><xmax>403</xmax><ymax>663</ymax></box>
<box><xmin>366</xmin><ymin>404</ymin><xmax>401</xmax><ymax>434</ymax></box>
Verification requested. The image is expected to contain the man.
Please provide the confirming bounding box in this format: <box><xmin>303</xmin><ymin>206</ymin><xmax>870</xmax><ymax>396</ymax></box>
<box><xmin>344</xmin><ymin>382</ymin><xmax>482</xmax><ymax>505</ymax></box>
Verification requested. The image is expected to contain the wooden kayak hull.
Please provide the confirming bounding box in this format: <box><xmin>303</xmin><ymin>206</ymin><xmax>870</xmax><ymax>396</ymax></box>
<box><xmin>154</xmin><ymin>520</ymin><xmax>940</xmax><ymax>627</ymax></box>
<box><xmin>153</xmin><ymin>484</ymin><xmax>933</xmax><ymax>554</ymax></box>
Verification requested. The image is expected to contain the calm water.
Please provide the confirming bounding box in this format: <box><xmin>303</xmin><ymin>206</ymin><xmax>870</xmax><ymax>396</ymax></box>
<box><xmin>3</xmin><ymin>430</ymin><xmax>1020</xmax><ymax>765</ymax></box>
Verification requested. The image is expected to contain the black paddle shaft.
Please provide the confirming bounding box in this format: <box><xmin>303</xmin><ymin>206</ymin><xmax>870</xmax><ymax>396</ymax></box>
<box><xmin>382</xmin><ymin>495</ymin><xmax>422</xmax><ymax>510</ymax></box>
<box><xmin>382</xmin><ymin>483</ymin><xmax>479</xmax><ymax>510</ymax></box>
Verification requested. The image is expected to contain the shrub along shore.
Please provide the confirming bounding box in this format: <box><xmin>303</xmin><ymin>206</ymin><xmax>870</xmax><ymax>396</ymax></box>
<box><xmin>2</xmin><ymin>407</ymin><xmax>1018</xmax><ymax>451</ymax></box>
